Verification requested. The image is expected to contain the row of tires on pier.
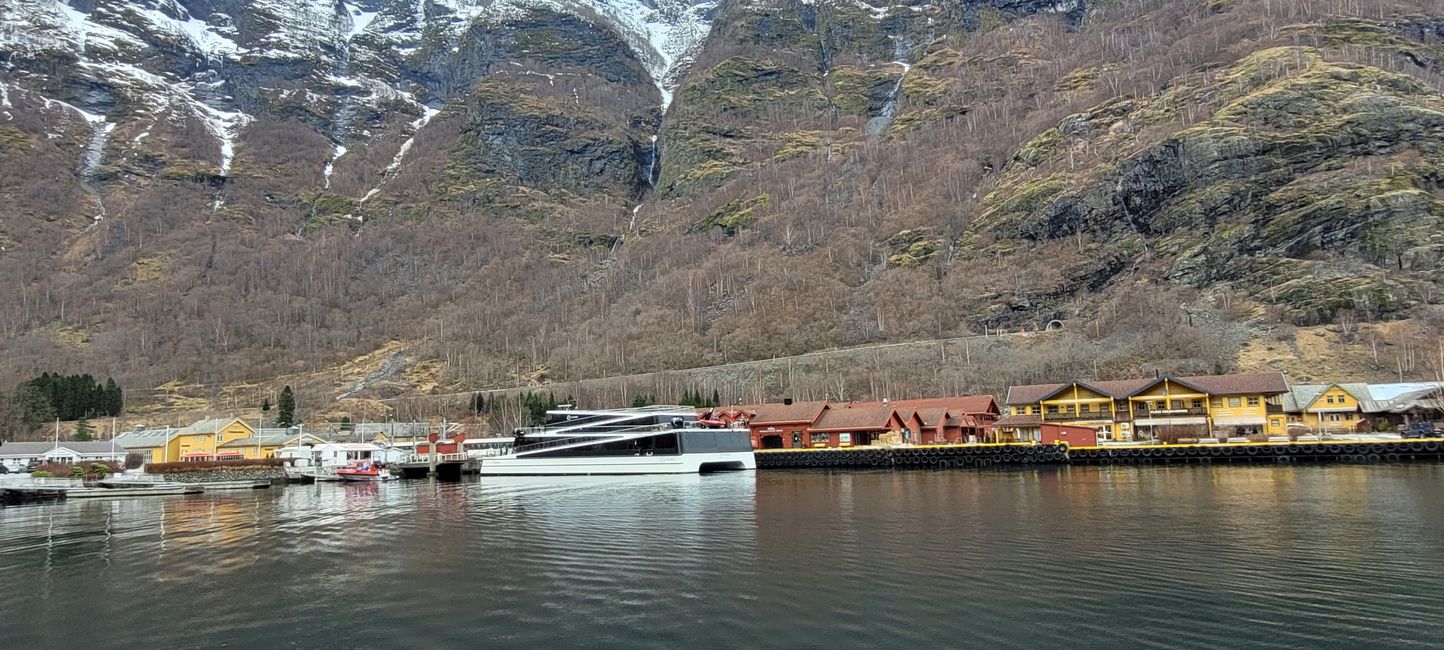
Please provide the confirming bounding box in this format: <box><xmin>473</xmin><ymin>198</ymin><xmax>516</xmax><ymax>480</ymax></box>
<box><xmin>755</xmin><ymin>439</ymin><xmax>1444</xmax><ymax>470</ymax></box>
<box><xmin>756</xmin><ymin>444</ymin><xmax>1069</xmax><ymax>470</ymax></box>
<box><xmin>1068</xmin><ymin>439</ymin><xmax>1444</xmax><ymax>465</ymax></box>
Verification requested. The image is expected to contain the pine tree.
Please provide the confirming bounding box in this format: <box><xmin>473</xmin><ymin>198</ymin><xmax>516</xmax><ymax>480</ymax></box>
<box><xmin>276</xmin><ymin>385</ymin><xmax>296</xmax><ymax>427</ymax></box>
<box><xmin>261</xmin><ymin>396</ymin><xmax>271</xmax><ymax>413</ymax></box>
<box><xmin>74</xmin><ymin>417</ymin><xmax>93</xmax><ymax>442</ymax></box>
<box><xmin>104</xmin><ymin>377</ymin><xmax>122</xmax><ymax>416</ymax></box>
<box><xmin>710</xmin><ymin>389</ymin><xmax>721</xmax><ymax>408</ymax></box>
<box><xmin>631</xmin><ymin>393</ymin><xmax>653</xmax><ymax>408</ymax></box>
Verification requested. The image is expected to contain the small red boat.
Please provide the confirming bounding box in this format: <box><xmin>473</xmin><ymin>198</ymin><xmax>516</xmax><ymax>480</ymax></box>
<box><xmin>335</xmin><ymin>461</ymin><xmax>396</xmax><ymax>482</ymax></box>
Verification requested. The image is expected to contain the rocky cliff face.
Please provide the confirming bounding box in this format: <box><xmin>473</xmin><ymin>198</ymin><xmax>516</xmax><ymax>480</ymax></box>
<box><xmin>2</xmin><ymin>0</ymin><xmax>1443</xmax><ymax>399</ymax></box>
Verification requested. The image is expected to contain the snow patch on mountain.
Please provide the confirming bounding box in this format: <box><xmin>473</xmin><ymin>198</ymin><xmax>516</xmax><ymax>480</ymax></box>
<box><xmin>427</xmin><ymin>0</ymin><xmax>719</xmax><ymax>110</ymax></box>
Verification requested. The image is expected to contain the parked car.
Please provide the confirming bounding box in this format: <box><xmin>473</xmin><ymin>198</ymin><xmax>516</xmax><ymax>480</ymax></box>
<box><xmin>1400</xmin><ymin>422</ymin><xmax>1439</xmax><ymax>439</ymax></box>
<box><xmin>0</xmin><ymin>464</ymin><xmax>9</xmax><ymax>474</ymax></box>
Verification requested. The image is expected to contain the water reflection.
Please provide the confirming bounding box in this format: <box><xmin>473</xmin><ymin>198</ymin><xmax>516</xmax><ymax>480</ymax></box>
<box><xmin>1</xmin><ymin>467</ymin><xmax>1442</xmax><ymax>648</ymax></box>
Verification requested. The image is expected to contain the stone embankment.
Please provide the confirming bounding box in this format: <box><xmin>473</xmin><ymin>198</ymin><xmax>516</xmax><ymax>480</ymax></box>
<box><xmin>150</xmin><ymin>467</ymin><xmax>287</xmax><ymax>484</ymax></box>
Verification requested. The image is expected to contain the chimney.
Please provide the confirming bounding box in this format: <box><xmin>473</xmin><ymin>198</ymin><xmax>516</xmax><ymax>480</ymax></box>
<box><xmin>783</xmin><ymin>398</ymin><xmax>794</xmax><ymax>405</ymax></box>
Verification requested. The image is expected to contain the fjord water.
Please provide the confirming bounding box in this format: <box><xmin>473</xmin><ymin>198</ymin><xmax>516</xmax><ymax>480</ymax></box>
<box><xmin>3</xmin><ymin>467</ymin><xmax>1443</xmax><ymax>648</ymax></box>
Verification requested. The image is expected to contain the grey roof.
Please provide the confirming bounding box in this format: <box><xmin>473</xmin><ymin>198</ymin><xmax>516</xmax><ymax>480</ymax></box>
<box><xmin>355</xmin><ymin>422</ymin><xmax>430</xmax><ymax>436</ymax></box>
<box><xmin>1282</xmin><ymin>383</ymin><xmax>1372</xmax><ymax>412</ymax></box>
<box><xmin>177</xmin><ymin>417</ymin><xmax>246</xmax><ymax>435</ymax></box>
<box><xmin>0</xmin><ymin>441</ymin><xmax>127</xmax><ymax>456</ymax></box>
<box><xmin>1360</xmin><ymin>385</ymin><xmax>1444</xmax><ymax>414</ymax></box>
<box><xmin>113</xmin><ymin>417</ymin><xmax>251</xmax><ymax>448</ymax></box>
<box><xmin>1365</xmin><ymin>382</ymin><xmax>1444</xmax><ymax>402</ymax></box>
<box><xmin>220</xmin><ymin>432</ymin><xmax>329</xmax><ymax>448</ymax></box>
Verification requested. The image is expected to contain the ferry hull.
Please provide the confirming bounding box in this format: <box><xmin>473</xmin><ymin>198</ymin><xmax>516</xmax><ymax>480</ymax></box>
<box><xmin>478</xmin><ymin>451</ymin><xmax>755</xmax><ymax>476</ymax></box>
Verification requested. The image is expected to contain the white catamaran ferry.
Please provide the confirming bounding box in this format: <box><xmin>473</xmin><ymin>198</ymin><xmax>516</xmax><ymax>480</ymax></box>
<box><xmin>479</xmin><ymin>407</ymin><xmax>755</xmax><ymax>476</ymax></box>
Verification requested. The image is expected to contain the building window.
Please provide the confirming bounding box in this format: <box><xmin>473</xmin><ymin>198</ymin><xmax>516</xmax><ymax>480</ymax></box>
<box><xmin>1326</xmin><ymin>396</ymin><xmax>1335</xmax><ymax>404</ymax></box>
<box><xmin>1079</xmin><ymin>404</ymin><xmax>1091</xmax><ymax>413</ymax></box>
<box><xmin>809</xmin><ymin>432</ymin><xmax>829</xmax><ymax>445</ymax></box>
<box><xmin>1030</xmin><ymin>406</ymin><xmax>1040</xmax><ymax>415</ymax></box>
<box><xmin>1270</xmin><ymin>419</ymin><xmax>1281</xmax><ymax>427</ymax></box>
<box><xmin>1047</xmin><ymin>405</ymin><xmax>1059</xmax><ymax>414</ymax></box>
<box><xmin>1247</xmin><ymin>397</ymin><xmax>1260</xmax><ymax>406</ymax></box>
<box><xmin>1211</xmin><ymin>398</ymin><xmax>1223</xmax><ymax>408</ymax></box>
<box><xmin>1228</xmin><ymin>397</ymin><xmax>1241</xmax><ymax>408</ymax></box>
<box><xmin>1192</xmin><ymin>399</ymin><xmax>1203</xmax><ymax>409</ymax></box>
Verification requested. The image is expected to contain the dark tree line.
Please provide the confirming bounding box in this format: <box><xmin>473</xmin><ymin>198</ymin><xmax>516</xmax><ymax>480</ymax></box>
<box><xmin>17</xmin><ymin>373</ymin><xmax>123</xmax><ymax>423</ymax></box>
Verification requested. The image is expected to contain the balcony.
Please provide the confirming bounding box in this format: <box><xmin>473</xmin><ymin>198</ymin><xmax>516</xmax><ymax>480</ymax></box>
<box><xmin>1266</xmin><ymin>403</ymin><xmax>1284</xmax><ymax>414</ymax></box>
<box><xmin>1133</xmin><ymin>407</ymin><xmax>1209</xmax><ymax>419</ymax></box>
<box><xmin>1042</xmin><ymin>410</ymin><xmax>1114</xmax><ymax>422</ymax></box>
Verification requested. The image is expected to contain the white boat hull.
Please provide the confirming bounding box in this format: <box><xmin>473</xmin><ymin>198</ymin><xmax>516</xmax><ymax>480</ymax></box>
<box><xmin>337</xmin><ymin>473</ymin><xmax>396</xmax><ymax>482</ymax></box>
<box><xmin>478</xmin><ymin>451</ymin><xmax>755</xmax><ymax>476</ymax></box>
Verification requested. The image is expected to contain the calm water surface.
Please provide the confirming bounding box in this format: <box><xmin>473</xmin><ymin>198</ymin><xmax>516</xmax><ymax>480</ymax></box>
<box><xmin>3</xmin><ymin>466</ymin><xmax>1443</xmax><ymax>648</ymax></box>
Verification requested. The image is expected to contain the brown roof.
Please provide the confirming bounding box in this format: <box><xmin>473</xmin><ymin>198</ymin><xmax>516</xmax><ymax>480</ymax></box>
<box><xmin>915</xmin><ymin>407</ymin><xmax>951</xmax><ymax>427</ymax></box>
<box><xmin>1178</xmin><ymin>372</ymin><xmax>1288</xmax><ymax>396</ymax></box>
<box><xmin>994</xmin><ymin>414</ymin><xmax>1042</xmax><ymax>427</ymax></box>
<box><xmin>1005</xmin><ymin>379</ymin><xmax>1150</xmax><ymax>404</ymax></box>
<box><xmin>810</xmin><ymin>407</ymin><xmax>901</xmax><ymax>432</ymax></box>
<box><xmin>743</xmin><ymin>401</ymin><xmax>829</xmax><ymax>426</ymax></box>
<box><xmin>844</xmin><ymin>396</ymin><xmax>999</xmax><ymax>415</ymax></box>
<box><xmin>1006</xmin><ymin>372</ymin><xmax>1288</xmax><ymax>404</ymax></box>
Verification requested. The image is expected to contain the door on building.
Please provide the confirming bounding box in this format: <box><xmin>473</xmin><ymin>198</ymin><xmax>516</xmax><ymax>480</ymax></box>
<box><xmin>791</xmin><ymin>431</ymin><xmax>802</xmax><ymax>448</ymax></box>
<box><xmin>760</xmin><ymin>435</ymin><xmax>784</xmax><ymax>449</ymax></box>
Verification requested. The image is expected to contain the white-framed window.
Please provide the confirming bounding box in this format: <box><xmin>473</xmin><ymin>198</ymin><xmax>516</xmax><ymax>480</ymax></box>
<box><xmin>1228</xmin><ymin>397</ymin><xmax>1241</xmax><ymax>408</ymax></box>
<box><xmin>1247</xmin><ymin>397</ymin><xmax>1260</xmax><ymax>406</ymax></box>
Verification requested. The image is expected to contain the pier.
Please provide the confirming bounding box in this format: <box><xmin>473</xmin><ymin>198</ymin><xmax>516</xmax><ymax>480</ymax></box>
<box><xmin>756</xmin><ymin>439</ymin><xmax>1444</xmax><ymax>470</ymax></box>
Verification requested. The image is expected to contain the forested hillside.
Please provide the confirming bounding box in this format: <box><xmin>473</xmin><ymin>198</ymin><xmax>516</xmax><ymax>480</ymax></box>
<box><xmin>1</xmin><ymin>0</ymin><xmax>1442</xmax><ymax>425</ymax></box>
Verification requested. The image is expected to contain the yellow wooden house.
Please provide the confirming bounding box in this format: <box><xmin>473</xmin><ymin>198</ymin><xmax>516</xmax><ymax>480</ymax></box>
<box><xmin>1282</xmin><ymin>383</ymin><xmax>1370</xmax><ymax>434</ymax></box>
<box><xmin>218</xmin><ymin>431</ymin><xmax>329</xmax><ymax>459</ymax></box>
<box><xmin>997</xmin><ymin>372</ymin><xmax>1290</xmax><ymax>442</ymax></box>
<box><xmin>118</xmin><ymin>418</ymin><xmax>256</xmax><ymax>463</ymax></box>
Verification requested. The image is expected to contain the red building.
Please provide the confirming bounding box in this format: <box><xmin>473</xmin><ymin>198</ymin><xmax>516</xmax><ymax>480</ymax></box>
<box><xmin>1039</xmin><ymin>424</ymin><xmax>1097</xmax><ymax>448</ymax></box>
<box><xmin>742</xmin><ymin>400</ymin><xmax>830</xmax><ymax>449</ymax></box>
<box><xmin>807</xmin><ymin>407</ymin><xmax>909</xmax><ymax>447</ymax></box>
<box><xmin>914</xmin><ymin>407</ymin><xmax>965</xmax><ymax>444</ymax></box>
<box><xmin>842</xmin><ymin>396</ymin><xmax>1000</xmax><ymax>442</ymax></box>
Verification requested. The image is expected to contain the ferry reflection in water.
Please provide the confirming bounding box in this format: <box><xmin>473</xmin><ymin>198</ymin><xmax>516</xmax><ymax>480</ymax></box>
<box><xmin>2</xmin><ymin>467</ymin><xmax>1444</xmax><ymax>649</ymax></box>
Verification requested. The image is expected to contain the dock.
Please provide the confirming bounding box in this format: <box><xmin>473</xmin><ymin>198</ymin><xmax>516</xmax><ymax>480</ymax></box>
<box><xmin>395</xmin><ymin>452</ymin><xmax>479</xmax><ymax>479</ymax></box>
<box><xmin>756</xmin><ymin>438</ymin><xmax>1444</xmax><ymax>470</ymax></box>
<box><xmin>1</xmin><ymin>475</ymin><xmax>270</xmax><ymax>505</ymax></box>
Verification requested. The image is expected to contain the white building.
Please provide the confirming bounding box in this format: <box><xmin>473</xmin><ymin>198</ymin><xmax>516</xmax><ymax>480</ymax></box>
<box><xmin>0</xmin><ymin>441</ymin><xmax>129</xmax><ymax>472</ymax></box>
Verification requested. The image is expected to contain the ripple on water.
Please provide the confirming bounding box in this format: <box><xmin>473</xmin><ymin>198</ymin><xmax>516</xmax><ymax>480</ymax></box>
<box><xmin>2</xmin><ymin>467</ymin><xmax>1444</xmax><ymax>648</ymax></box>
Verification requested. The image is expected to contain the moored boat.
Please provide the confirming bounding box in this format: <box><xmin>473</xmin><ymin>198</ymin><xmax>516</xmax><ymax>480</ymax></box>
<box><xmin>335</xmin><ymin>461</ymin><xmax>396</xmax><ymax>482</ymax></box>
<box><xmin>479</xmin><ymin>407</ymin><xmax>756</xmax><ymax>476</ymax></box>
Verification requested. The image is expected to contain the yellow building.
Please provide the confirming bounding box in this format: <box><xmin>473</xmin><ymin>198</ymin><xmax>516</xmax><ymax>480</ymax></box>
<box><xmin>997</xmin><ymin>372</ymin><xmax>1290</xmax><ymax>442</ymax></box>
<box><xmin>118</xmin><ymin>418</ymin><xmax>256</xmax><ymax>463</ymax></box>
<box><xmin>218</xmin><ymin>431</ymin><xmax>329</xmax><ymax>459</ymax></box>
<box><xmin>1282</xmin><ymin>383</ymin><xmax>1370</xmax><ymax>434</ymax></box>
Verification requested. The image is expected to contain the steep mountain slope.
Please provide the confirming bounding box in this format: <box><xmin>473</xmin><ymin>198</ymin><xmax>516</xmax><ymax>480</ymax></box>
<box><xmin>2</xmin><ymin>0</ymin><xmax>1443</xmax><ymax>412</ymax></box>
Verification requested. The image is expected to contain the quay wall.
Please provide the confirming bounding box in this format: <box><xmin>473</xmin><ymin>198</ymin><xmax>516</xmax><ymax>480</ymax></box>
<box><xmin>756</xmin><ymin>439</ymin><xmax>1444</xmax><ymax>470</ymax></box>
<box><xmin>150</xmin><ymin>466</ymin><xmax>287</xmax><ymax>483</ymax></box>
